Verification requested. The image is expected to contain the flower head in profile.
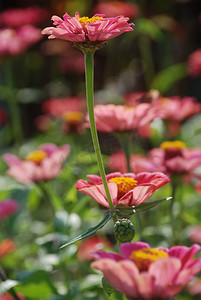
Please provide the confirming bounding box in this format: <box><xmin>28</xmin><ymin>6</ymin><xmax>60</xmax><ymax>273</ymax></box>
<box><xmin>92</xmin><ymin>242</ymin><xmax>201</xmax><ymax>299</ymax></box>
<box><xmin>41</xmin><ymin>12</ymin><xmax>134</xmax><ymax>52</ymax></box>
<box><xmin>76</xmin><ymin>172</ymin><xmax>169</xmax><ymax>207</ymax></box>
<box><xmin>3</xmin><ymin>143</ymin><xmax>70</xmax><ymax>184</ymax></box>
<box><xmin>85</xmin><ymin>104</ymin><xmax>158</xmax><ymax>134</ymax></box>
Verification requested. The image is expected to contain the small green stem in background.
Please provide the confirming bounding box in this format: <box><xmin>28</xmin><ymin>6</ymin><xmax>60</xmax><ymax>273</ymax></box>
<box><xmin>170</xmin><ymin>181</ymin><xmax>177</xmax><ymax>245</ymax></box>
<box><xmin>84</xmin><ymin>52</ymin><xmax>116</xmax><ymax>220</ymax></box>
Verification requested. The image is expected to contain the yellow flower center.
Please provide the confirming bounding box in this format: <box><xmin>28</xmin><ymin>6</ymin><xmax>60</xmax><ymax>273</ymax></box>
<box><xmin>109</xmin><ymin>177</ymin><xmax>137</xmax><ymax>198</ymax></box>
<box><xmin>26</xmin><ymin>150</ymin><xmax>47</xmax><ymax>164</ymax></box>
<box><xmin>78</xmin><ymin>16</ymin><xmax>104</xmax><ymax>25</ymax></box>
<box><xmin>160</xmin><ymin>140</ymin><xmax>186</xmax><ymax>150</ymax></box>
<box><xmin>130</xmin><ymin>248</ymin><xmax>168</xmax><ymax>271</ymax></box>
<box><xmin>63</xmin><ymin>111</ymin><xmax>84</xmax><ymax>123</ymax></box>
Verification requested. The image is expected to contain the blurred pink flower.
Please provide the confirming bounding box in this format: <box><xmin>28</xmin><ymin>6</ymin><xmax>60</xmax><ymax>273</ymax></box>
<box><xmin>0</xmin><ymin>199</ymin><xmax>19</xmax><ymax>221</ymax></box>
<box><xmin>0</xmin><ymin>293</ymin><xmax>24</xmax><ymax>300</ymax></box>
<box><xmin>92</xmin><ymin>242</ymin><xmax>201</xmax><ymax>299</ymax></box>
<box><xmin>58</xmin><ymin>52</ymin><xmax>85</xmax><ymax>74</ymax></box>
<box><xmin>3</xmin><ymin>143</ymin><xmax>70</xmax><ymax>184</ymax></box>
<box><xmin>0</xmin><ymin>108</ymin><xmax>8</xmax><ymax>126</ymax></box>
<box><xmin>85</xmin><ymin>104</ymin><xmax>158</xmax><ymax>134</ymax></box>
<box><xmin>76</xmin><ymin>172</ymin><xmax>169</xmax><ymax>207</ymax></box>
<box><xmin>93</xmin><ymin>1</ymin><xmax>139</xmax><ymax>19</ymax></box>
<box><xmin>78</xmin><ymin>235</ymin><xmax>112</xmax><ymax>261</ymax></box>
<box><xmin>42</xmin><ymin>97</ymin><xmax>85</xmax><ymax>118</ymax></box>
<box><xmin>0</xmin><ymin>239</ymin><xmax>15</xmax><ymax>260</ymax></box>
<box><xmin>108</xmin><ymin>151</ymin><xmax>156</xmax><ymax>173</ymax></box>
<box><xmin>149</xmin><ymin>141</ymin><xmax>201</xmax><ymax>178</ymax></box>
<box><xmin>0</xmin><ymin>6</ymin><xmax>48</xmax><ymax>28</ymax></box>
<box><xmin>34</xmin><ymin>115</ymin><xmax>53</xmax><ymax>132</ymax></box>
<box><xmin>41</xmin><ymin>12</ymin><xmax>134</xmax><ymax>43</ymax></box>
<box><xmin>155</xmin><ymin>96</ymin><xmax>201</xmax><ymax>121</ymax></box>
<box><xmin>124</xmin><ymin>90</ymin><xmax>160</xmax><ymax>107</ymax></box>
<box><xmin>189</xmin><ymin>226</ymin><xmax>201</xmax><ymax>244</ymax></box>
<box><xmin>187</xmin><ymin>48</ymin><xmax>201</xmax><ymax>77</ymax></box>
<box><xmin>188</xmin><ymin>278</ymin><xmax>201</xmax><ymax>296</ymax></box>
<box><xmin>0</xmin><ymin>25</ymin><xmax>42</xmax><ymax>58</ymax></box>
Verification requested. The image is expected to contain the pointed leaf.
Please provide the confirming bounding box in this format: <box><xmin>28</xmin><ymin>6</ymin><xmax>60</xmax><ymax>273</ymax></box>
<box><xmin>60</xmin><ymin>211</ymin><xmax>115</xmax><ymax>249</ymax></box>
<box><xmin>134</xmin><ymin>197</ymin><xmax>172</xmax><ymax>212</ymax></box>
<box><xmin>102</xmin><ymin>277</ymin><xmax>114</xmax><ymax>297</ymax></box>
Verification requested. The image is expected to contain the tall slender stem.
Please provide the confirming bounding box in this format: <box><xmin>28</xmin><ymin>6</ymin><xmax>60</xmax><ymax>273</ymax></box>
<box><xmin>84</xmin><ymin>52</ymin><xmax>116</xmax><ymax>216</ymax></box>
<box><xmin>170</xmin><ymin>181</ymin><xmax>177</xmax><ymax>245</ymax></box>
<box><xmin>0</xmin><ymin>267</ymin><xmax>21</xmax><ymax>300</ymax></box>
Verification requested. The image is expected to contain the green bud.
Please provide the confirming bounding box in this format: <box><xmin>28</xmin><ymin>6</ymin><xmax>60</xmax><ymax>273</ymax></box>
<box><xmin>114</xmin><ymin>218</ymin><xmax>135</xmax><ymax>243</ymax></box>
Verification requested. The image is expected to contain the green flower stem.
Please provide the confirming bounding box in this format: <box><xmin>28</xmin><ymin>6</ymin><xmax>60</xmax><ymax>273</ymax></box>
<box><xmin>84</xmin><ymin>52</ymin><xmax>116</xmax><ymax>217</ymax></box>
<box><xmin>170</xmin><ymin>181</ymin><xmax>177</xmax><ymax>245</ymax></box>
<box><xmin>0</xmin><ymin>266</ymin><xmax>21</xmax><ymax>300</ymax></box>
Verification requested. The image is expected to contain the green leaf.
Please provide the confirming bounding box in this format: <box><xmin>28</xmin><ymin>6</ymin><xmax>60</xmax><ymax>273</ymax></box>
<box><xmin>115</xmin><ymin>197</ymin><xmax>171</xmax><ymax>215</ymax></box>
<box><xmin>151</xmin><ymin>63</ymin><xmax>187</xmax><ymax>93</ymax></box>
<box><xmin>102</xmin><ymin>277</ymin><xmax>114</xmax><ymax>297</ymax></box>
<box><xmin>15</xmin><ymin>270</ymin><xmax>58</xmax><ymax>298</ymax></box>
<box><xmin>60</xmin><ymin>211</ymin><xmax>115</xmax><ymax>249</ymax></box>
<box><xmin>134</xmin><ymin>197</ymin><xmax>172</xmax><ymax>212</ymax></box>
<box><xmin>0</xmin><ymin>280</ymin><xmax>19</xmax><ymax>295</ymax></box>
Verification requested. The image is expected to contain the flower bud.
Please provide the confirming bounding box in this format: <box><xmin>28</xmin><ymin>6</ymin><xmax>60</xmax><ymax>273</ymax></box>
<box><xmin>114</xmin><ymin>218</ymin><xmax>135</xmax><ymax>243</ymax></box>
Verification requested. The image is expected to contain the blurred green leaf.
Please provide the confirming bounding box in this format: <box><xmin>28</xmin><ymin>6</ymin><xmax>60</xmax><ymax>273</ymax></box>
<box><xmin>136</xmin><ymin>18</ymin><xmax>163</xmax><ymax>41</ymax></box>
<box><xmin>60</xmin><ymin>211</ymin><xmax>115</xmax><ymax>249</ymax></box>
<box><xmin>15</xmin><ymin>270</ymin><xmax>58</xmax><ymax>298</ymax></box>
<box><xmin>151</xmin><ymin>63</ymin><xmax>187</xmax><ymax>93</ymax></box>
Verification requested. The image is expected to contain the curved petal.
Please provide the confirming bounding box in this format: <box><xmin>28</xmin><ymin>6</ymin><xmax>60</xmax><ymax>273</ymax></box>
<box><xmin>120</xmin><ymin>242</ymin><xmax>150</xmax><ymax>259</ymax></box>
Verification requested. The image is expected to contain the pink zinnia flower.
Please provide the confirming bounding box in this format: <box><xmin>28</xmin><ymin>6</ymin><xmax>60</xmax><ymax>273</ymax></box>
<box><xmin>149</xmin><ymin>141</ymin><xmax>201</xmax><ymax>178</ymax></box>
<box><xmin>76</xmin><ymin>172</ymin><xmax>169</xmax><ymax>207</ymax></box>
<box><xmin>93</xmin><ymin>1</ymin><xmax>139</xmax><ymax>19</ymax></box>
<box><xmin>108</xmin><ymin>151</ymin><xmax>156</xmax><ymax>173</ymax></box>
<box><xmin>91</xmin><ymin>242</ymin><xmax>201</xmax><ymax>299</ymax></box>
<box><xmin>77</xmin><ymin>235</ymin><xmax>112</xmax><ymax>261</ymax></box>
<box><xmin>41</xmin><ymin>12</ymin><xmax>134</xmax><ymax>45</ymax></box>
<box><xmin>85</xmin><ymin>104</ymin><xmax>158</xmax><ymax>134</ymax></box>
<box><xmin>187</xmin><ymin>48</ymin><xmax>201</xmax><ymax>77</ymax></box>
<box><xmin>0</xmin><ymin>25</ymin><xmax>42</xmax><ymax>58</ymax></box>
<box><xmin>0</xmin><ymin>199</ymin><xmax>19</xmax><ymax>221</ymax></box>
<box><xmin>0</xmin><ymin>6</ymin><xmax>48</xmax><ymax>28</ymax></box>
<box><xmin>3</xmin><ymin>143</ymin><xmax>70</xmax><ymax>184</ymax></box>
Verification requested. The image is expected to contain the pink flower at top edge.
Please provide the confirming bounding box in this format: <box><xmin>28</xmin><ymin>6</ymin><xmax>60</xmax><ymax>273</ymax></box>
<box><xmin>76</xmin><ymin>171</ymin><xmax>169</xmax><ymax>207</ymax></box>
<box><xmin>0</xmin><ymin>199</ymin><xmax>19</xmax><ymax>221</ymax></box>
<box><xmin>84</xmin><ymin>104</ymin><xmax>158</xmax><ymax>134</ymax></box>
<box><xmin>91</xmin><ymin>242</ymin><xmax>201</xmax><ymax>299</ymax></box>
<box><xmin>0</xmin><ymin>6</ymin><xmax>48</xmax><ymax>28</ymax></box>
<box><xmin>77</xmin><ymin>235</ymin><xmax>113</xmax><ymax>261</ymax></box>
<box><xmin>3</xmin><ymin>143</ymin><xmax>70</xmax><ymax>184</ymax></box>
<box><xmin>187</xmin><ymin>48</ymin><xmax>201</xmax><ymax>77</ymax></box>
<box><xmin>41</xmin><ymin>12</ymin><xmax>134</xmax><ymax>45</ymax></box>
<box><xmin>93</xmin><ymin>1</ymin><xmax>140</xmax><ymax>19</ymax></box>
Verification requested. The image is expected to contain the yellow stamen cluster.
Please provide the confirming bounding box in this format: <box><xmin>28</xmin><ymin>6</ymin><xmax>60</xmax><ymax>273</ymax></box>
<box><xmin>26</xmin><ymin>150</ymin><xmax>47</xmax><ymax>164</ymax></box>
<box><xmin>78</xmin><ymin>16</ymin><xmax>104</xmax><ymax>25</ymax></box>
<box><xmin>63</xmin><ymin>111</ymin><xmax>83</xmax><ymax>123</ymax></box>
<box><xmin>130</xmin><ymin>248</ymin><xmax>168</xmax><ymax>271</ymax></box>
<box><xmin>109</xmin><ymin>176</ymin><xmax>137</xmax><ymax>198</ymax></box>
<box><xmin>160</xmin><ymin>140</ymin><xmax>186</xmax><ymax>150</ymax></box>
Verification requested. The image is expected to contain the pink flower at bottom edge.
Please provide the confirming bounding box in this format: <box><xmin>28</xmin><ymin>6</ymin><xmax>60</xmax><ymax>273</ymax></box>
<box><xmin>91</xmin><ymin>242</ymin><xmax>201</xmax><ymax>299</ymax></box>
<box><xmin>76</xmin><ymin>171</ymin><xmax>170</xmax><ymax>207</ymax></box>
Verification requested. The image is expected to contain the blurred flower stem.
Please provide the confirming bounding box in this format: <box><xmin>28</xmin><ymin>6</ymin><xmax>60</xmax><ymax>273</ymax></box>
<box><xmin>84</xmin><ymin>52</ymin><xmax>116</xmax><ymax>219</ymax></box>
<box><xmin>170</xmin><ymin>180</ymin><xmax>177</xmax><ymax>245</ymax></box>
<box><xmin>0</xmin><ymin>266</ymin><xmax>21</xmax><ymax>300</ymax></box>
<box><xmin>4</xmin><ymin>60</ymin><xmax>23</xmax><ymax>145</ymax></box>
